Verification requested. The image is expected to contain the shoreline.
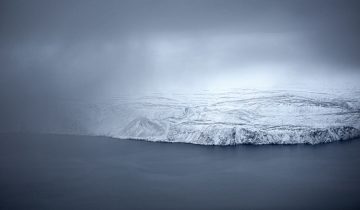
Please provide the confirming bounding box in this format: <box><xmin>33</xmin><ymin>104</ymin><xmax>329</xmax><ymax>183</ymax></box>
<box><xmin>1</xmin><ymin>131</ymin><xmax>359</xmax><ymax>147</ymax></box>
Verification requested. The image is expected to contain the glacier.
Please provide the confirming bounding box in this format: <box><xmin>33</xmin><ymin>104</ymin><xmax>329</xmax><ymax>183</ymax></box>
<box><xmin>31</xmin><ymin>88</ymin><xmax>360</xmax><ymax>145</ymax></box>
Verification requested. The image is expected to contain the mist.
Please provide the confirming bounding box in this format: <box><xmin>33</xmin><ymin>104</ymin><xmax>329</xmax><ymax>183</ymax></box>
<box><xmin>1</xmin><ymin>0</ymin><xmax>360</xmax><ymax>131</ymax></box>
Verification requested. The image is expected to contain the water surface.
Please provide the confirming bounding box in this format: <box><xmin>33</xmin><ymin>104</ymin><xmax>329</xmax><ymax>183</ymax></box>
<box><xmin>1</xmin><ymin>133</ymin><xmax>360</xmax><ymax>209</ymax></box>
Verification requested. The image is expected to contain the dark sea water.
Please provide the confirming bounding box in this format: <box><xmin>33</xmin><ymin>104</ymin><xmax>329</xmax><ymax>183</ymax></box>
<box><xmin>1</xmin><ymin>133</ymin><xmax>360</xmax><ymax>210</ymax></box>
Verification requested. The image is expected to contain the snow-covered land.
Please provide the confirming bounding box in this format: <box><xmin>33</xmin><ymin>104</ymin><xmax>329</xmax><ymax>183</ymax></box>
<box><xmin>38</xmin><ymin>88</ymin><xmax>360</xmax><ymax>145</ymax></box>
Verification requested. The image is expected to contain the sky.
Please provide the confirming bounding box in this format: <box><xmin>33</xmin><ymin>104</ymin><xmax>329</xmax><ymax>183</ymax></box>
<box><xmin>1</xmin><ymin>0</ymin><xmax>360</xmax><ymax>130</ymax></box>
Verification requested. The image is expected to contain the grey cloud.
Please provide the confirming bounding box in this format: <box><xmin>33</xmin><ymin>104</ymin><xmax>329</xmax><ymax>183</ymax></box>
<box><xmin>1</xmin><ymin>0</ymin><xmax>360</xmax><ymax>130</ymax></box>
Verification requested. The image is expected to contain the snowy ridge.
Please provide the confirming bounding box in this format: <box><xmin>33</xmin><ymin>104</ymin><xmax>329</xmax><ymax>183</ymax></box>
<box><xmin>39</xmin><ymin>89</ymin><xmax>360</xmax><ymax>145</ymax></box>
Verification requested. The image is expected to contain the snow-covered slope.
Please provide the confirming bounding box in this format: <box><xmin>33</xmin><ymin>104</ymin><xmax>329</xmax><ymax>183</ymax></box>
<box><xmin>34</xmin><ymin>89</ymin><xmax>360</xmax><ymax>145</ymax></box>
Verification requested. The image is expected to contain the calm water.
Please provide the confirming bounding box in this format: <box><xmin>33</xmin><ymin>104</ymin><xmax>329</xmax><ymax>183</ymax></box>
<box><xmin>1</xmin><ymin>133</ymin><xmax>360</xmax><ymax>209</ymax></box>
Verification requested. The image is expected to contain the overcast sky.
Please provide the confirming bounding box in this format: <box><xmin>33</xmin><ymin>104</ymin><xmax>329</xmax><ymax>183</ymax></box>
<box><xmin>1</xmin><ymin>0</ymin><xmax>360</xmax><ymax>129</ymax></box>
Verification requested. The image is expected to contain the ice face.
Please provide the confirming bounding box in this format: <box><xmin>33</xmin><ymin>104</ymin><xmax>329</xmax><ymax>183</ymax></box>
<box><xmin>16</xmin><ymin>88</ymin><xmax>360</xmax><ymax>145</ymax></box>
